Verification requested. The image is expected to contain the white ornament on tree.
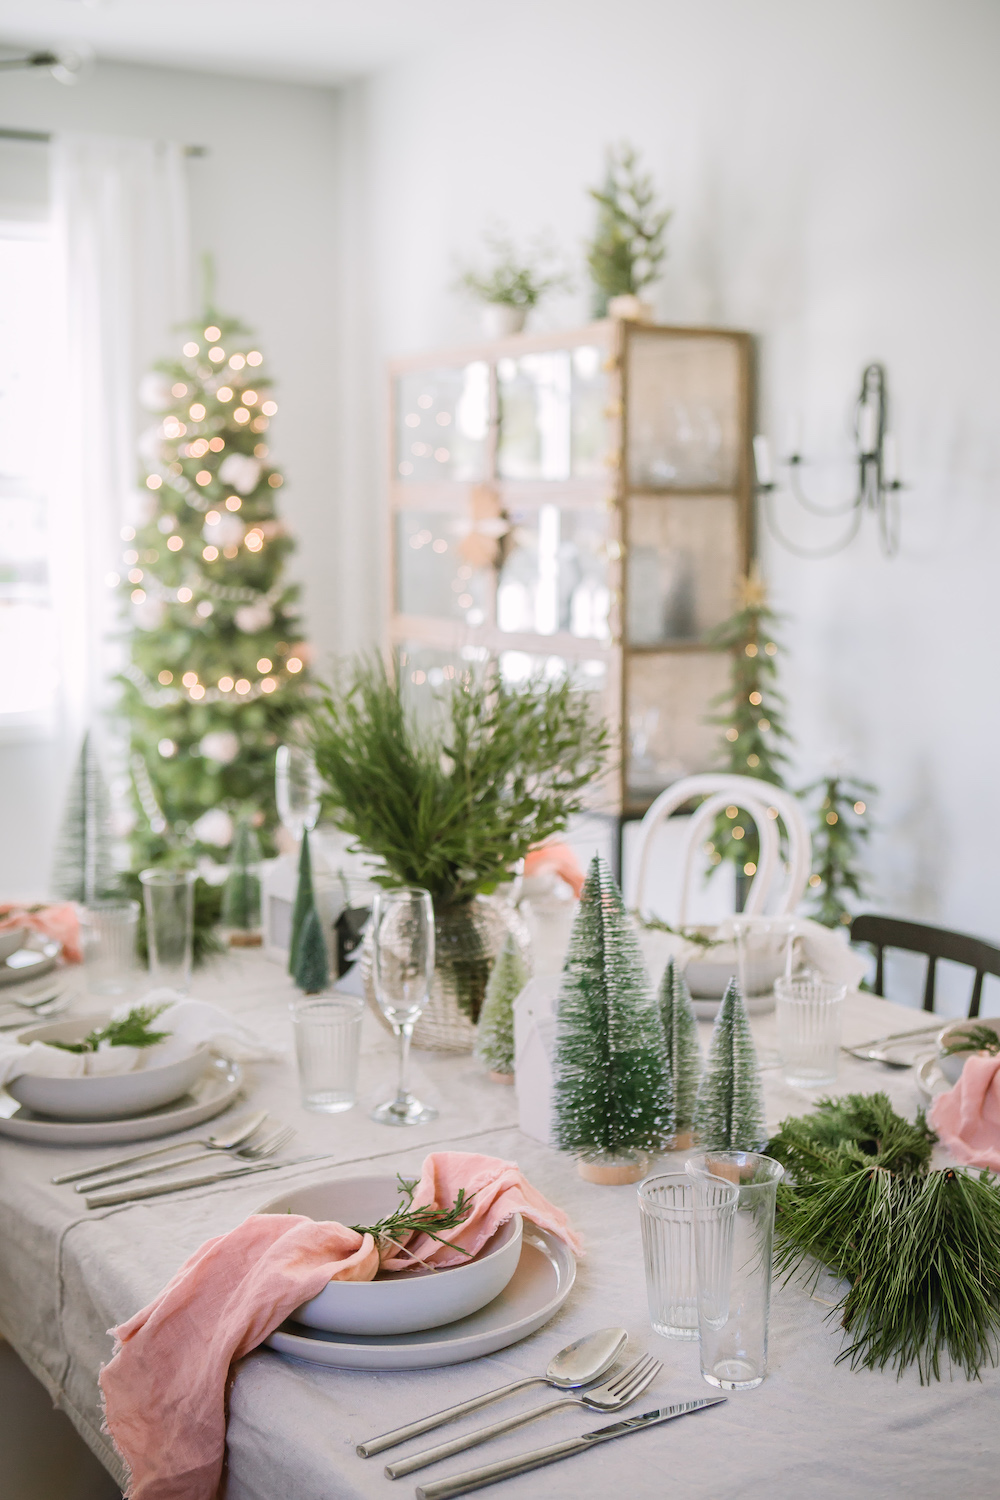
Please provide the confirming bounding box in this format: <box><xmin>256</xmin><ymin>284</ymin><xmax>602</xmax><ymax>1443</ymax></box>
<box><xmin>200</xmin><ymin>730</ymin><xmax>241</xmax><ymax>765</ymax></box>
<box><xmin>132</xmin><ymin>596</ymin><xmax>165</xmax><ymax>632</ymax></box>
<box><xmin>138</xmin><ymin>371</ymin><xmax>173</xmax><ymax>412</ymax></box>
<box><xmin>218</xmin><ymin>454</ymin><xmax>261</xmax><ymax>494</ymax></box>
<box><xmin>235</xmin><ymin>601</ymin><xmax>273</xmax><ymax>633</ymax></box>
<box><xmin>191</xmin><ymin>807</ymin><xmax>234</xmax><ymax>848</ymax></box>
<box><xmin>203</xmin><ymin>514</ymin><xmax>244</xmax><ymax>548</ymax></box>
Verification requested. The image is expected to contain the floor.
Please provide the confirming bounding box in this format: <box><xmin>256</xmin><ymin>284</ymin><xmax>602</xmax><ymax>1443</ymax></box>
<box><xmin>0</xmin><ymin>1339</ymin><xmax>121</xmax><ymax>1500</ymax></box>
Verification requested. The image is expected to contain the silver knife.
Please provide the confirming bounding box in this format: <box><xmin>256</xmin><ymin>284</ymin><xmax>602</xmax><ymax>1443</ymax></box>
<box><xmin>414</xmin><ymin>1398</ymin><xmax>726</xmax><ymax>1500</ymax></box>
<box><xmin>84</xmin><ymin>1153</ymin><xmax>333</xmax><ymax>1209</ymax></box>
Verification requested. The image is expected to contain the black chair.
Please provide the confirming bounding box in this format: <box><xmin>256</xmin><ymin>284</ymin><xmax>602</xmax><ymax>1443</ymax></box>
<box><xmin>850</xmin><ymin>914</ymin><xmax>1000</xmax><ymax>1018</ymax></box>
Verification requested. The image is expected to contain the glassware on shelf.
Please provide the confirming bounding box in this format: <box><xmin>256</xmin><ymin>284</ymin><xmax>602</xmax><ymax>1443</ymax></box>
<box><xmin>370</xmin><ymin>888</ymin><xmax>437</xmax><ymax>1126</ymax></box>
<box><xmin>637</xmin><ymin>1172</ymin><xmax>703</xmax><ymax>1340</ymax></box>
<box><xmin>497</xmin><ymin>345</ymin><xmax>611</xmax><ymax>481</ymax></box>
<box><xmin>626</xmin><ymin>495</ymin><xmax>740</xmax><ymax>644</ymax></box>
<box><xmin>139</xmin><ymin>868</ymin><xmax>195</xmax><ymax>996</ymax></box>
<box><xmin>275</xmin><ymin>745</ymin><xmax>322</xmax><ymax>840</ymax></box>
<box><xmin>688</xmin><ymin>1150</ymin><xmax>784</xmax><ymax>1391</ymax></box>
<box><xmin>80</xmin><ymin>900</ymin><xmax>139</xmax><ymax>996</ymax></box>
<box><xmin>627</xmin><ymin>333</ymin><xmax>741</xmax><ymax>490</ymax></box>
<box><xmin>497</xmin><ymin>507</ymin><xmax>610</xmax><ymax>641</ymax></box>
<box><xmin>774</xmin><ymin>976</ymin><xmax>847</xmax><ymax>1087</ymax></box>
<box><xmin>394</xmin><ymin>363</ymin><xmax>490</xmax><ymax>482</ymax></box>
<box><xmin>291</xmin><ymin>996</ymin><xmax>364</xmax><ymax>1113</ymax></box>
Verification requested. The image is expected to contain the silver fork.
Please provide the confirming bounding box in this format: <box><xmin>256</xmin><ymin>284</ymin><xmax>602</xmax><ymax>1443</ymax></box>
<box><xmin>384</xmin><ymin>1354</ymin><xmax>662</xmax><ymax>1480</ymax></box>
<box><xmin>52</xmin><ymin>1110</ymin><xmax>269</xmax><ymax>1185</ymax></box>
<box><xmin>73</xmin><ymin>1123</ymin><xmax>295</xmax><ymax>1192</ymax></box>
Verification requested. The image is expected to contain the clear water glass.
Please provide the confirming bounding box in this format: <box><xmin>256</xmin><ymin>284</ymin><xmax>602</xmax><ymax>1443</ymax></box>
<box><xmin>637</xmin><ymin>1173</ymin><xmax>701</xmax><ymax>1340</ymax></box>
<box><xmin>275</xmin><ymin>744</ymin><xmax>322</xmax><ymax>839</ymax></box>
<box><xmin>292</xmin><ymin>997</ymin><xmax>363</xmax><ymax>1113</ymax></box>
<box><xmin>774</xmin><ymin>975</ymin><xmax>846</xmax><ymax>1086</ymax></box>
<box><xmin>139</xmin><ymin>868</ymin><xmax>195</xmax><ymax>996</ymax></box>
<box><xmin>370</xmin><ymin>888</ymin><xmax>436</xmax><ymax>1126</ymax></box>
<box><xmin>688</xmin><ymin>1150</ymin><xmax>784</xmax><ymax>1390</ymax></box>
<box><xmin>80</xmin><ymin>900</ymin><xmax>140</xmax><ymax>996</ymax></box>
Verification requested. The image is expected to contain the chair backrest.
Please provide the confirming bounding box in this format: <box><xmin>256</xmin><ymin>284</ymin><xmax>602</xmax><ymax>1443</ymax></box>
<box><xmin>632</xmin><ymin>773</ymin><xmax>813</xmax><ymax>925</ymax></box>
<box><xmin>850</xmin><ymin>913</ymin><xmax>1000</xmax><ymax>1017</ymax></box>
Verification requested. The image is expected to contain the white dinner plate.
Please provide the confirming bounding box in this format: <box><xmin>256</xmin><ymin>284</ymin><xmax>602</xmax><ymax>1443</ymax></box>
<box><xmin>914</xmin><ymin>1053</ymin><xmax>950</xmax><ymax>1100</ymax></box>
<box><xmin>0</xmin><ymin>1058</ymin><xmax>243</xmax><ymax>1144</ymax></box>
<box><xmin>265</xmin><ymin>1226</ymin><xmax>576</xmax><ymax>1370</ymax></box>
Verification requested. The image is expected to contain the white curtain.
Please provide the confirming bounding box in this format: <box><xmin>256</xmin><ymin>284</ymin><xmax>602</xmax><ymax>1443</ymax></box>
<box><xmin>48</xmin><ymin>133</ymin><xmax>192</xmax><ymax>799</ymax></box>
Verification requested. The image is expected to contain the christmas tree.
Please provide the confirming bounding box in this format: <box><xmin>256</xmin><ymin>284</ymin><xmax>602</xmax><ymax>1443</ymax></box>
<box><xmin>802</xmin><ymin>773</ymin><xmax>875</xmax><ymax>929</ymax></box>
<box><xmin>693</xmin><ymin>978</ymin><xmax>765</xmax><ymax>1151</ymax></box>
<box><xmin>475</xmin><ymin>933</ymin><xmax>529</xmax><ymax>1082</ymax></box>
<box><xmin>119</xmin><ymin>306</ymin><xmax>311</xmax><ymax>875</ymax></box>
<box><xmin>221</xmin><ymin>814</ymin><xmax>262</xmax><ymax>942</ymax></box>
<box><xmin>553</xmin><ymin>855</ymin><xmax>673</xmax><ymax>1181</ymax></box>
<box><xmin>658</xmin><ymin>958</ymin><xmax>702</xmax><ymax>1146</ymax></box>
<box><xmin>704</xmin><ymin>571</ymin><xmax>792</xmax><ymax>882</ymax></box>
<box><xmin>51</xmin><ymin>733</ymin><xmax>116</xmax><ymax>904</ymax></box>
<box><xmin>288</xmin><ymin>828</ymin><xmax>316</xmax><ymax>977</ymax></box>
<box><xmin>585</xmin><ymin>143</ymin><xmax>671</xmax><ymax>315</ymax></box>
<box><xmin>293</xmin><ymin>904</ymin><xmax>330</xmax><ymax>994</ymax></box>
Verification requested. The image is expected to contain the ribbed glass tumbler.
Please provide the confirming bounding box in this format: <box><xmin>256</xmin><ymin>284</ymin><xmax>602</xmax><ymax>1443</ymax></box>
<box><xmin>292</xmin><ymin>997</ymin><xmax>363</xmax><ymax>1113</ymax></box>
<box><xmin>774</xmin><ymin>976</ymin><xmax>846</xmax><ymax>1087</ymax></box>
<box><xmin>638</xmin><ymin>1173</ymin><xmax>702</xmax><ymax>1339</ymax></box>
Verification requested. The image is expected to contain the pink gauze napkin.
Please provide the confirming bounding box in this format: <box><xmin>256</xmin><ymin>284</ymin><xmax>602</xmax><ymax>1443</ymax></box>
<box><xmin>99</xmin><ymin>1151</ymin><xmax>581</xmax><ymax>1500</ymax></box>
<box><xmin>0</xmin><ymin>901</ymin><xmax>81</xmax><ymax>963</ymax></box>
<box><xmin>930</xmin><ymin>1051</ymin><xmax>1000</xmax><ymax>1171</ymax></box>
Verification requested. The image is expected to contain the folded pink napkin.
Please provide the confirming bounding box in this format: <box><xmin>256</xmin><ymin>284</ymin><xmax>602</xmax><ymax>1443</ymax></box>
<box><xmin>0</xmin><ymin>901</ymin><xmax>81</xmax><ymax>963</ymax></box>
<box><xmin>930</xmin><ymin>1051</ymin><xmax>1000</xmax><ymax>1170</ymax></box>
<box><xmin>99</xmin><ymin>1151</ymin><xmax>580</xmax><ymax>1500</ymax></box>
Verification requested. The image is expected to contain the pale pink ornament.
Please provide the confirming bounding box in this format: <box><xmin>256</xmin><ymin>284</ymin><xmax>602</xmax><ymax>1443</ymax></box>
<box><xmin>218</xmin><ymin>453</ymin><xmax>261</xmax><ymax>494</ymax></box>
<box><xmin>234</xmin><ymin>601</ymin><xmax>273</xmax><ymax>633</ymax></box>
<box><xmin>191</xmin><ymin>808</ymin><xmax>234</xmax><ymax>848</ymax></box>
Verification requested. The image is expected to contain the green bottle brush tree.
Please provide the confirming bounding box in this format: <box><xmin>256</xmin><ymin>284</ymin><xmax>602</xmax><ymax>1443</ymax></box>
<box><xmin>474</xmin><ymin>934</ymin><xmax>529</xmax><ymax>1083</ymax></box>
<box><xmin>658</xmin><ymin>957</ymin><xmax>702</xmax><ymax>1148</ymax></box>
<box><xmin>693</xmin><ymin>978</ymin><xmax>765</xmax><ymax>1151</ymax></box>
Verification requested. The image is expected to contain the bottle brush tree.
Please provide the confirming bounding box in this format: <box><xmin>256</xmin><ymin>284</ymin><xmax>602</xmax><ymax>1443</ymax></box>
<box><xmin>553</xmin><ymin>855</ymin><xmax>674</xmax><ymax>1183</ymax></box>
<box><xmin>51</xmin><ymin>733</ymin><xmax>116</xmax><ymax>904</ymax></box>
<box><xmin>475</xmin><ymin>933</ymin><xmax>529</xmax><ymax>1082</ymax></box>
<box><xmin>658</xmin><ymin>957</ymin><xmax>702</xmax><ymax>1147</ymax></box>
<box><xmin>221</xmin><ymin>814</ymin><xmax>262</xmax><ymax>943</ymax></box>
<box><xmin>288</xmin><ymin>827</ymin><xmax>316</xmax><ymax>977</ymax></box>
<box><xmin>293</xmin><ymin>904</ymin><xmax>330</xmax><ymax>994</ymax></box>
<box><xmin>694</xmin><ymin>978</ymin><xmax>765</xmax><ymax>1151</ymax></box>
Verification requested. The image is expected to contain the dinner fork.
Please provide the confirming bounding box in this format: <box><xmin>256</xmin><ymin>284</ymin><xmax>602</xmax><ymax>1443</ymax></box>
<box><xmin>51</xmin><ymin>1111</ymin><xmax>269</xmax><ymax>1185</ymax></box>
<box><xmin>74</xmin><ymin>1123</ymin><xmax>296</xmax><ymax>1192</ymax></box>
<box><xmin>384</xmin><ymin>1354</ymin><xmax>662</xmax><ymax>1480</ymax></box>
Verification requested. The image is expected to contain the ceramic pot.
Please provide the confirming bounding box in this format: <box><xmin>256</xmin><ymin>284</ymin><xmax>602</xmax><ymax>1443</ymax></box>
<box><xmin>480</xmin><ymin>304</ymin><xmax>527</xmax><ymax>338</ymax></box>
<box><xmin>606</xmin><ymin>293</ymin><xmax>654</xmax><ymax>323</ymax></box>
<box><xmin>362</xmin><ymin>893</ymin><xmax>531</xmax><ymax>1053</ymax></box>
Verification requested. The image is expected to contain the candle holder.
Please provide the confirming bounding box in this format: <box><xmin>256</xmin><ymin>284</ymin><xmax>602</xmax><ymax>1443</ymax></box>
<box><xmin>753</xmin><ymin>363</ymin><xmax>905</xmax><ymax>558</ymax></box>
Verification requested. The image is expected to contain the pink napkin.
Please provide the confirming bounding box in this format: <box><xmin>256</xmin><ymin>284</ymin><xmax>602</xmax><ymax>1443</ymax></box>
<box><xmin>99</xmin><ymin>1152</ymin><xmax>580</xmax><ymax>1500</ymax></box>
<box><xmin>0</xmin><ymin>901</ymin><xmax>82</xmax><ymax>963</ymax></box>
<box><xmin>930</xmin><ymin>1052</ymin><xmax>1000</xmax><ymax>1171</ymax></box>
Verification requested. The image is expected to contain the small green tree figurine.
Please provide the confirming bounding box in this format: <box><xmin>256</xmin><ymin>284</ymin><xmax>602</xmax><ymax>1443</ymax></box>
<box><xmin>586</xmin><ymin>143</ymin><xmax>671</xmax><ymax>316</ymax></box>
<box><xmin>553</xmin><ymin>855</ymin><xmax>674</xmax><ymax>1183</ymax></box>
<box><xmin>221</xmin><ymin>814</ymin><xmax>262</xmax><ymax>945</ymax></box>
<box><xmin>293</xmin><ymin>904</ymin><xmax>329</xmax><ymax>994</ymax></box>
<box><xmin>51</xmin><ymin>733</ymin><xmax>116</xmax><ymax>904</ymax></box>
<box><xmin>802</xmin><ymin>773</ymin><xmax>875</xmax><ymax>929</ymax></box>
<box><xmin>288</xmin><ymin>827</ymin><xmax>315</xmax><ymax>977</ymax></box>
<box><xmin>694</xmin><ymin>979</ymin><xmax>765</xmax><ymax>1151</ymax></box>
<box><xmin>475</xmin><ymin>933</ymin><xmax>529</xmax><ymax>1083</ymax></box>
<box><xmin>658</xmin><ymin>958</ymin><xmax>702</xmax><ymax>1148</ymax></box>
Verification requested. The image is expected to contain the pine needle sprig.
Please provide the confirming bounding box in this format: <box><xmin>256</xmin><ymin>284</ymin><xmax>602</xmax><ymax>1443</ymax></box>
<box><xmin>50</xmin><ymin>1002</ymin><xmax>171</xmax><ymax>1054</ymax></box>
<box><xmin>351</xmin><ymin>1174</ymin><xmax>477</xmax><ymax>1267</ymax></box>
<box><xmin>941</xmin><ymin>1025</ymin><xmax>1000</xmax><ymax>1058</ymax></box>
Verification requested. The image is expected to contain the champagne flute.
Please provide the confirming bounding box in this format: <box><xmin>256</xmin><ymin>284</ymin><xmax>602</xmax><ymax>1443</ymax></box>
<box><xmin>370</xmin><ymin>888</ymin><xmax>437</xmax><ymax>1126</ymax></box>
<box><xmin>275</xmin><ymin>744</ymin><xmax>322</xmax><ymax>839</ymax></box>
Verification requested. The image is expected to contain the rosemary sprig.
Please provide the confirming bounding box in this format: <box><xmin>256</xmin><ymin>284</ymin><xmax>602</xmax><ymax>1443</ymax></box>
<box><xmin>49</xmin><ymin>1002</ymin><xmax>171</xmax><ymax>1054</ymax></box>
<box><xmin>351</xmin><ymin>1174</ymin><xmax>476</xmax><ymax>1265</ymax></box>
<box><xmin>632</xmin><ymin>914</ymin><xmax>722</xmax><ymax>949</ymax></box>
<box><xmin>941</xmin><ymin>1024</ymin><xmax>1000</xmax><ymax>1058</ymax></box>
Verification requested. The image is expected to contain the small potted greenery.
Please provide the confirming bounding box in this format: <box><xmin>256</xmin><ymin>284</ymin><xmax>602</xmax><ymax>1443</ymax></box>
<box><xmin>308</xmin><ymin>656</ymin><xmax>608</xmax><ymax>1050</ymax></box>
<box><xmin>586</xmin><ymin>142</ymin><xmax>671</xmax><ymax>320</ymax></box>
<box><xmin>457</xmin><ymin>228</ymin><xmax>573</xmax><ymax>337</ymax></box>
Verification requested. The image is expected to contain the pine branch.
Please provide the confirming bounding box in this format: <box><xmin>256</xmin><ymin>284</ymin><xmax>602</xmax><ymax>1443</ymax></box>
<box><xmin>51</xmin><ymin>1002</ymin><xmax>170</xmax><ymax>1054</ymax></box>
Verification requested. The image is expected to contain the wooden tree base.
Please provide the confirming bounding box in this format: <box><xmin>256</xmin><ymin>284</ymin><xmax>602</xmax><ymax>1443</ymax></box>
<box><xmin>577</xmin><ymin>1156</ymin><xmax>648</xmax><ymax>1186</ymax></box>
<box><xmin>667</xmin><ymin>1129</ymin><xmax>695</xmax><ymax>1151</ymax></box>
<box><xmin>228</xmin><ymin>931</ymin><xmax>263</xmax><ymax>948</ymax></box>
<box><xmin>489</xmin><ymin>1071</ymin><xmax>515</xmax><ymax>1085</ymax></box>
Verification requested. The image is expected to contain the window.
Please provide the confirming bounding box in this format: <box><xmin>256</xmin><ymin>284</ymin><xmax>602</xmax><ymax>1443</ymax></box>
<box><xmin>0</xmin><ymin>224</ymin><xmax>58</xmax><ymax>731</ymax></box>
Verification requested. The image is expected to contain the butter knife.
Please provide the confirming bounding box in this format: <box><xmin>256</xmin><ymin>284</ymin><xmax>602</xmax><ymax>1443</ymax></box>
<box><xmin>84</xmin><ymin>1153</ymin><xmax>332</xmax><ymax>1209</ymax></box>
<box><xmin>414</xmin><ymin>1398</ymin><xmax>726</xmax><ymax>1500</ymax></box>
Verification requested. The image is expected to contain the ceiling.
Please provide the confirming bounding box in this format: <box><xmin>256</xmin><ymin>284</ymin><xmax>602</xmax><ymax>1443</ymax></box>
<box><xmin>0</xmin><ymin>0</ymin><xmax>475</xmax><ymax>85</ymax></box>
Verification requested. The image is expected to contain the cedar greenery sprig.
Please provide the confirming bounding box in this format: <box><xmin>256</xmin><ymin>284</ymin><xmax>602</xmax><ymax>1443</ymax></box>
<box><xmin>309</xmin><ymin>655</ymin><xmax>609</xmax><ymax>906</ymax></box>
<box><xmin>50</xmin><ymin>1002</ymin><xmax>171</xmax><ymax>1054</ymax></box>
<box><xmin>351</xmin><ymin>1175</ymin><xmax>476</xmax><ymax>1265</ymax></box>
<box><xmin>941</xmin><ymin>1024</ymin><xmax>1000</xmax><ymax>1058</ymax></box>
<box><xmin>769</xmin><ymin>1093</ymin><xmax>1000</xmax><ymax>1382</ymax></box>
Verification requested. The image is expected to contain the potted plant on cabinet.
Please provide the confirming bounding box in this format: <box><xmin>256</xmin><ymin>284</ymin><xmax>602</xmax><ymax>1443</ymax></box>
<box><xmin>586</xmin><ymin>142</ymin><xmax>671</xmax><ymax>320</ymax></box>
<box><xmin>456</xmin><ymin>228</ymin><xmax>573</xmax><ymax>337</ymax></box>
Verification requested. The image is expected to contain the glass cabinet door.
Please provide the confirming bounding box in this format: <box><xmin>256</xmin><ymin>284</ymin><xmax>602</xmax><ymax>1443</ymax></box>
<box><xmin>395</xmin><ymin>363</ymin><xmax>490</xmax><ymax>482</ymax></box>
<box><xmin>497</xmin><ymin>506</ymin><xmax>611</xmax><ymax>641</ymax></box>
<box><xmin>497</xmin><ymin>343</ymin><xmax>611</xmax><ymax>481</ymax></box>
<box><xmin>395</xmin><ymin>511</ymin><xmax>490</xmax><ymax>626</ymax></box>
<box><xmin>625</xmin><ymin>651</ymin><xmax>731</xmax><ymax>803</ymax></box>
<box><xmin>626</xmin><ymin>332</ymin><xmax>741</xmax><ymax>489</ymax></box>
<box><xmin>625</xmin><ymin>495</ymin><xmax>740</xmax><ymax>644</ymax></box>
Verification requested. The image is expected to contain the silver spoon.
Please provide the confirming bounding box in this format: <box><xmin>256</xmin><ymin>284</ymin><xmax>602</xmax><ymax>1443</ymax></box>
<box><xmin>356</xmin><ymin>1327</ymin><xmax>628</xmax><ymax>1458</ymax></box>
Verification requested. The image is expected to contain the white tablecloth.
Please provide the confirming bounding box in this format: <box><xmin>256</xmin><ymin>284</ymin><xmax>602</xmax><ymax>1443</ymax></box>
<box><xmin>0</xmin><ymin>954</ymin><xmax>995</xmax><ymax>1500</ymax></box>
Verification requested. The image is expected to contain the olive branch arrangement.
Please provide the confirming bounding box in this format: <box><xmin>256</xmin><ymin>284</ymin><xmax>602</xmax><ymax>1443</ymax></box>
<box><xmin>351</xmin><ymin>1175</ymin><xmax>477</xmax><ymax>1271</ymax></box>
<box><xmin>769</xmin><ymin>1093</ymin><xmax>1000</xmax><ymax>1382</ymax></box>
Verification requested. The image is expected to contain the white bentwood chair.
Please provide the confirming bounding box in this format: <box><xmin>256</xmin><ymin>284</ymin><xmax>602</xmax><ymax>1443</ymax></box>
<box><xmin>631</xmin><ymin>773</ymin><xmax>812</xmax><ymax>926</ymax></box>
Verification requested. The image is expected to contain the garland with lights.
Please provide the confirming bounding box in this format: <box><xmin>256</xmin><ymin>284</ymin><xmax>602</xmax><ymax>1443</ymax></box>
<box><xmin>802</xmin><ymin>773</ymin><xmax>875</xmax><ymax>928</ymax></box>
<box><xmin>118</xmin><ymin>310</ymin><xmax>312</xmax><ymax>869</ymax></box>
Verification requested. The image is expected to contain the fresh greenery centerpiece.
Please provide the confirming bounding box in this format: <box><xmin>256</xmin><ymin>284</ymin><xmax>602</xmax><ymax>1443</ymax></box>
<box><xmin>586</xmin><ymin>142</ymin><xmax>671</xmax><ymax>316</ymax></box>
<box><xmin>457</xmin><ymin>228</ymin><xmax>572</xmax><ymax>312</ymax></box>
<box><xmin>769</xmin><ymin>1093</ymin><xmax>1000</xmax><ymax>1382</ymax></box>
<box><xmin>51</xmin><ymin>1003</ymin><xmax>170</xmax><ymax>1054</ymax></box>
<box><xmin>309</xmin><ymin>656</ymin><xmax>608</xmax><ymax>1033</ymax></box>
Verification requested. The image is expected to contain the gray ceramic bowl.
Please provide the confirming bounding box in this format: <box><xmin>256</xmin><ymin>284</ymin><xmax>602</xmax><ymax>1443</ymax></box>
<box><xmin>7</xmin><ymin>1013</ymin><xmax>210</xmax><ymax>1120</ymax></box>
<box><xmin>937</xmin><ymin>1018</ymin><xmax>1000</xmax><ymax>1086</ymax></box>
<box><xmin>0</xmin><ymin>926</ymin><xmax>28</xmax><ymax>962</ymax></box>
<box><xmin>258</xmin><ymin>1175</ymin><xmax>523</xmax><ymax>1335</ymax></box>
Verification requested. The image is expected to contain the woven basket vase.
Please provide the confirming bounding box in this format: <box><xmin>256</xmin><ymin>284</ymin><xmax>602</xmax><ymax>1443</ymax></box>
<box><xmin>361</xmin><ymin>893</ymin><xmax>531</xmax><ymax>1053</ymax></box>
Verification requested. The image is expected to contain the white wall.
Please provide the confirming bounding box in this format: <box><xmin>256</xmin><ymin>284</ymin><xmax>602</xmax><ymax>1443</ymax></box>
<box><xmin>346</xmin><ymin>0</ymin><xmax>1000</xmax><ymax>946</ymax></box>
<box><xmin>0</xmin><ymin>60</ymin><xmax>343</xmax><ymax>897</ymax></box>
